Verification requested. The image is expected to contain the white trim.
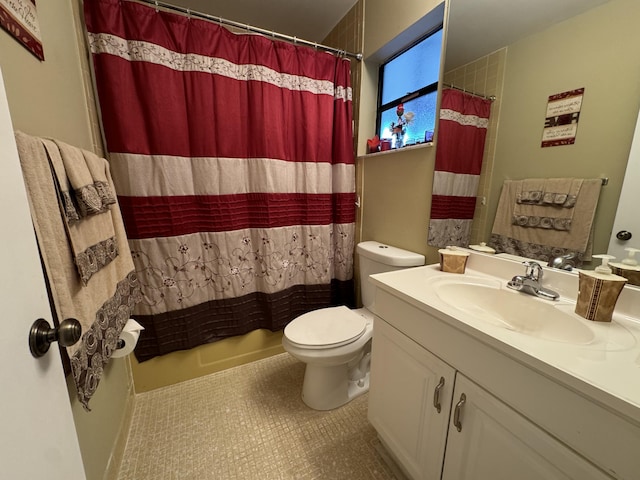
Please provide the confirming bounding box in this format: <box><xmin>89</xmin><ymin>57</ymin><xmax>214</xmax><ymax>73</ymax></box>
<box><xmin>440</xmin><ymin>109</ymin><xmax>489</xmax><ymax>128</ymax></box>
<box><xmin>88</xmin><ymin>33</ymin><xmax>352</xmax><ymax>100</ymax></box>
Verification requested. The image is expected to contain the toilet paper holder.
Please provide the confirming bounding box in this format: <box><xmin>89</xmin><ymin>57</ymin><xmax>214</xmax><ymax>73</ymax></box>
<box><xmin>111</xmin><ymin>319</ymin><xmax>145</xmax><ymax>357</ymax></box>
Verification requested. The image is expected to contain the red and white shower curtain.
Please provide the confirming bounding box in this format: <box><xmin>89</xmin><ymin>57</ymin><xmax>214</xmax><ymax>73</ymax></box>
<box><xmin>84</xmin><ymin>0</ymin><xmax>356</xmax><ymax>361</ymax></box>
<box><xmin>428</xmin><ymin>88</ymin><xmax>491</xmax><ymax>247</ymax></box>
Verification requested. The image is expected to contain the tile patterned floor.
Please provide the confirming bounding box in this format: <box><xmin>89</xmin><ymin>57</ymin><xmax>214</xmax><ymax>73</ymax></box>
<box><xmin>117</xmin><ymin>353</ymin><xmax>398</xmax><ymax>479</ymax></box>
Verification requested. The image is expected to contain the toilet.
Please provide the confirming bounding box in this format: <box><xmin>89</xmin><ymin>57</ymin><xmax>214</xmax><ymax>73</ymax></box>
<box><xmin>282</xmin><ymin>241</ymin><xmax>425</xmax><ymax>410</ymax></box>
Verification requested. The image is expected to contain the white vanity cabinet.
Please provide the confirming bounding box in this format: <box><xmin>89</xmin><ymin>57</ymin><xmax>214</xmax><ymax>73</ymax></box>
<box><xmin>366</xmin><ymin>270</ymin><xmax>640</xmax><ymax>480</ymax></box>
<box><xmin>442</xmin><ymin>374</ymin><xmax>611</xmax><ymax>480</ymax></box>
<box><xmin>369</xmin><ymin>317</ymin><xmax>611</xmax><ymax>480</ymax></box>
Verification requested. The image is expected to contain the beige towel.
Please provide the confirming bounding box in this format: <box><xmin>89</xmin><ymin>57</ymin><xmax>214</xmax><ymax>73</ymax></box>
<box><xmin>15</xmin><ymin>131</ymin><xmax>140</xmax><ymax>409</ymax></box>
<box><xmin>42</xmin><ymin>139</ymin><xmax>118</xmax><ymax>285</ymax></box>
<box><xmin>513</xmin><ymin>178</ymin><xmax>584</xmax><ymax>231</ymax></box>
<box><xmin>516</xmin><ymin>178</ymin><xmax>582</xmax><ymax>207</ymax></box>
<box><xmin>491</xmin><ymin>178</ymin><xmax>601</xmax><ymax>262</ymax></box>
<box><xmin>53</xmin><ymin>139</ymin><xmax>116</xmax><ymax>218</ymax></box>
<box><xmin>517</xmin><ymin>178</ymin><xmax>545</xmax><ymax>203</ymax></box>
<box><xmin>541</xmin><ymin>178</ymin><xmax>582</xmax><ymax>207</ymax></box>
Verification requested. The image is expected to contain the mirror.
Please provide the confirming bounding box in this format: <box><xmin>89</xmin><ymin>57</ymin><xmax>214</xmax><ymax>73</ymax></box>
<box><xmin>443</xmin><ymin>0</ymin><xmax>640</xmax><ymax>283</ymax></box>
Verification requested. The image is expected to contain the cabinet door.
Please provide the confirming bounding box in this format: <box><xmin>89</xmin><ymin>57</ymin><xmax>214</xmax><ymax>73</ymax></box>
<box><xmin>368</xmin><ymin>317</ymin><xmax>456</xmax><ymax>480</ymax></box>
<box><xmin>442</xmin><ymin>374</ymin><xmax>612</xmax><ymax>480</ymax></box>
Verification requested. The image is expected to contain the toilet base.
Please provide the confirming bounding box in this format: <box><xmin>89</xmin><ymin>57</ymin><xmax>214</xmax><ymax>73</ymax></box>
<box><xmin>301</xmin><ymin>359</ymin><xmax>370</xmax><ymax>410</ymax></box>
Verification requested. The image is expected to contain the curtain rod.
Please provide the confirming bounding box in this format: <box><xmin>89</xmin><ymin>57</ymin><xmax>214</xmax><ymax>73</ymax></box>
<box><xmin>130</xmin><ymin>0</ymin><xmax>363</xmax><ymax>61</ymax></box>
<box><xmin>444</xmin><ymin>83</ymin><xmax>496</xmax><ymax>102</ymax></box>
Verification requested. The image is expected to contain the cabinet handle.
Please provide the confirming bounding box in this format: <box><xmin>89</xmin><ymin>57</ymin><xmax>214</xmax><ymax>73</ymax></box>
<box><xmin>433</xmin><ymin>376</ymin><xmax>445</xmax><ymax>413</ymax></box>
<box><xmin>453</xmin><ymin>393</ymin><xmax>466</xmax><ymax>432</ymax></box>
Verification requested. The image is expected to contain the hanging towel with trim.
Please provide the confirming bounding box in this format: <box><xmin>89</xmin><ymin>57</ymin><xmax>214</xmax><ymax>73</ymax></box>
<box><xmin>15</xmin><ymin>131</ymin><xmax>141</xmax><ymax>410</ymax></box>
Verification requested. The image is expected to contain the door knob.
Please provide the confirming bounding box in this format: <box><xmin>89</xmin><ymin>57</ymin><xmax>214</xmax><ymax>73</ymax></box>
<box><xmin>617</xmin><ymin>230</ymin><xmax>632</xmax><ymax>241</ymax></box>
<box><xmin>29</xmin><ymin>318</ymin><xmax>82</xmax><ymax>358</ymax></box>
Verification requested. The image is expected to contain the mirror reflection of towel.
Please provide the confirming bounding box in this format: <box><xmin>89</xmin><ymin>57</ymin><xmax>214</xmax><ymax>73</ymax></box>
<box><xmin>513</xmin><ymin>178</ymin><xmax>584</xmax><ymax>232</ymax></box>
<box><xmin>516</xmin><ymin>178</ymin><xmax>582</xmax><ymax>207</ymax></box>
<box><xmin>491</xmin><ymin>178</ymin><xmax>601</xmax><ymax>262</ymax></box>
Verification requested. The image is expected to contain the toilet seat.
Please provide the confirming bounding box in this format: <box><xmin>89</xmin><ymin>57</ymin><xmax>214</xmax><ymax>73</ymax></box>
<box><xmin>284</xmin><ymin>306</ymin><xmax>367</xmax><ymax>349</ymax></box>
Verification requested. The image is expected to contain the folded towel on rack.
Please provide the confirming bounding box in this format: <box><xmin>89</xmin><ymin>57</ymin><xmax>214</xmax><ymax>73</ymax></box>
<box><xmin>42</xmin><ymin>139</ymin><xmax>118</xmax><ymax>285</ymax></box>
<box><xmin>513</xmin><ymin>178</ymin><xmax>584</xmax><ymax>231</ymax></box>
<box><xmin>517</xmin><ymin>178</ymin><xmax>545</xmax><ymax>204</ymax></box>
<box><xmin>516</xmin><ymin>178</ymin><xmax>582</xmax><ymax>207</ymax></box>
<box><xmin>15</xmin><ymin>131</ymin><xmax>140</xmax><ymax>410</ymax></box>
<box><xmin>490</xmin><ymin>178</ymin><xmax>601</xmax><ymax>264</ymax></box>
<box><xmin>541</xmin><ymin>178</ymin><xmax>582</xmax><ymax>207</ymax></box>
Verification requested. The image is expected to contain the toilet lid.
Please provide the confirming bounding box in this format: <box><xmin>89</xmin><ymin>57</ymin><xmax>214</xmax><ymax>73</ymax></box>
<box><xmin>284</xmin><ymin>306</ymin><xmax>367</xmax><ymax>348</ymax></box>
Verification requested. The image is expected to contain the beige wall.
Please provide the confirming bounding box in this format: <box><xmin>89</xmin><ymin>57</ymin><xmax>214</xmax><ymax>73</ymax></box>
<box><xmin>357</xmin><ymin>0</ymin><xmax>445</xmax><ymax>265</ymax></box>
<box><xmin>0</xmin><ymin>1</ymin><xmax>128</xmax><ymax>479</ymax></box>
<box><xmin>482</xmin><ymin>0</ymin><xmax>640</xmax><ymax>261</ymax></box>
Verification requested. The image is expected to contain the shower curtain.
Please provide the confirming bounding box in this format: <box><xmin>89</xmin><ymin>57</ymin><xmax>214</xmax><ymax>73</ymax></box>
<box><xmin>84</xmin><ymin>0</ymin><xmax>356</xmax><ymax>361</ymax></box>
<box><xmin>428</xmin><ymin>88</ymin><xmax>491</xmax><ymax>247</ymax></box>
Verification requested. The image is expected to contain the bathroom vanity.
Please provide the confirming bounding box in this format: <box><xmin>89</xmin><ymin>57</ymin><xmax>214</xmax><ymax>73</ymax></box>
<box><xmin>367</xmin><ymin>251</ymin><xmax>640</xmax><ymax>480</ymax></box>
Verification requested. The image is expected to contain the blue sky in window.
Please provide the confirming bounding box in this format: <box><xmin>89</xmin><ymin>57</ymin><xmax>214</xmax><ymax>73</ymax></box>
<box><xmin>381</xmin><ymin>29</ymin><xmax>443</xmax><ymax>105</ymax></box>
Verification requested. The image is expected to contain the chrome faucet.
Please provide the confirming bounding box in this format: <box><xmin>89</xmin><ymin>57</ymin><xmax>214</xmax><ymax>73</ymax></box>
<box><xmin>547</xmin><ymin>252</ymin><xmax>578</xmax><ymax>271</ymax></box>
<box><xmin>507</xmin><ymin>261</ymin><xmax>559</xmax><ymax>300</ymax></box>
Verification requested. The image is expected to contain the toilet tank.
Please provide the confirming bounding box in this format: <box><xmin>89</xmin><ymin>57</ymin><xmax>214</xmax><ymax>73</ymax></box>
<box><xmin>357</xmin><ymin>241</ymin><xmax>425</xmax><ymax>309</ymax></box>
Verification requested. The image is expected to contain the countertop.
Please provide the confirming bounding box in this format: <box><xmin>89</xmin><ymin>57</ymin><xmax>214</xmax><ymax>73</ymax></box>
<box><xmin>369</xmin><ymin>251</ymin><xmax>640</xmax><ymax>423</ymax></box>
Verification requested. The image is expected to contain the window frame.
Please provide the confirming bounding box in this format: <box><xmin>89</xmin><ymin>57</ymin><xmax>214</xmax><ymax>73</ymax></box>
<box><xmin>375</xmin><ymin>23</ymin><xmax>443</xmax><ymax>146</ymax></box>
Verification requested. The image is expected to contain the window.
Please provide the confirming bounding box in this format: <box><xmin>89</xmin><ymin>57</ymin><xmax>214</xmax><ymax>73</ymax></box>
<box><xmin>376</xmin><ymin>27</ymin><xmax>443</xmax><ymax>149</ymax></box>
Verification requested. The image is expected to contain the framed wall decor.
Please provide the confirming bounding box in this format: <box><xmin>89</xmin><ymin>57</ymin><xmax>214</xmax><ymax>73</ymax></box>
<box><xmin>541</xmin><ymin>88</ymin><xmax>584</xmax><ymax>147</ymax></box>
<box><xmin>0</xmin><ymin>0</ymin><xmax>44</xmax><ymax>61</ymax></box>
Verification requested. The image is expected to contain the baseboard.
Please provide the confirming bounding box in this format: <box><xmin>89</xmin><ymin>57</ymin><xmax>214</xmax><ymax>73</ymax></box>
<box><xmin>374</xmin><ymin>436</ymin><xmax>410</xmax><ymax>480</ymax></box>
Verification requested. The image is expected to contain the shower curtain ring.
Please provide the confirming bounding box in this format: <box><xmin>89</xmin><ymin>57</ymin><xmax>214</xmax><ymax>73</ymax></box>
<box><xmin>154</xmin><ymin>1</ymin><xmax>159</xmax><ymax>12</ymax></box>
<box><xmin>293</xmin><ymin>36</ymin><xmax>298</xmax><ymax>44</ymax></box>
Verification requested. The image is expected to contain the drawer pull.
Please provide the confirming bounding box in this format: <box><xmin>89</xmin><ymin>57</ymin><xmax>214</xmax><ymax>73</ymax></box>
<box><xmin>453</xmin><ymin>393</ymin><xmax>466</xmax><ymax>432</ymax></box>
<box><xmin>433</xmin><ymin>376</ymin><xmax>445</xmax><ymax>413</ymax></box>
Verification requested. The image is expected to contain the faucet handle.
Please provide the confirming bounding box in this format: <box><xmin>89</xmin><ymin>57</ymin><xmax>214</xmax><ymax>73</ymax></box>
<box><xmin>522</xmin><ymin>261</ymin><xmax>543</xmax><ymax>280</ymax></box>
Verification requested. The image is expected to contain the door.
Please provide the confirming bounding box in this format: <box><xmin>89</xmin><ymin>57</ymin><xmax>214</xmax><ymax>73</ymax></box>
<box><xmin>608</xmin><ymin>109</ymin><xmax>640</xmax><ymax>260</ymax></box>
<box><xmin>0</xmin><ymin>69</ymin><xmax>85</xmax><ymax>478</ymax></box>
<box><xmin>441</xmin><ymin>374</ymin><xmax>611</xmax><ymax>480</ymax></box>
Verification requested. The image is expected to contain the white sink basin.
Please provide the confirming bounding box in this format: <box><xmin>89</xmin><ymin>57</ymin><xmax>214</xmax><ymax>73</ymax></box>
<box><xmin>430</xmin><ymin>276</ymin><xmax>596</xmax><ymax>344</ymax></box>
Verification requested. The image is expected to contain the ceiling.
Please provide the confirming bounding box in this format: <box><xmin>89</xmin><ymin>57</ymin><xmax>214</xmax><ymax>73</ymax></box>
<box><xmin>165</xmin><ymin>0</ymin><xmax>359</xmax><ymax>42</ymax></box>
<box><xmin>161</xmin><ymin>0</ymin><xmax>611</xmax><ymax>67</ymax></box>
<box><xmin>445</xmin><ymin>0</ymin><xmax>612</xmax><ymax>69</ymax></box>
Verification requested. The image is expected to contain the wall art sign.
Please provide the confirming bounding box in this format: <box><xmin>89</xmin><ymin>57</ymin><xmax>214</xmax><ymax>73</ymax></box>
<box><xmin>0</xmin><ymin>0</ymin><xmax>44</xmax><ymax>61</ymax></box>
<box><xmin>541</xmin><ymin>88</ymin><xmax>584</xmax><ymax>148</ymax></box>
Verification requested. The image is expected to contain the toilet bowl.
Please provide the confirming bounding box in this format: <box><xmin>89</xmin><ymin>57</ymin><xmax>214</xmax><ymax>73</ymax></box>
<box><xmin>282</xmin><ymin>306</ymin><xmax>374</xmax><ymax>410</ymax></box>
<box><xmin>282</xmin><ymin>241</ymin><xmax>425</xmax><ymax>410</ymax></box>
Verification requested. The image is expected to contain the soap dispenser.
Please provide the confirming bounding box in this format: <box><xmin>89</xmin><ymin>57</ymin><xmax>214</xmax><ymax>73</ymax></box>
<box><xmin>575</xmin><ymin>254</ymin><xmax>627</xmax><ymax>322</ymax></box>
<box><xmin>610</xmin><ymin>247</ymin><xmax>640</xmax><ymax>286</ymax></box>
<box><xmin>621</xmin><ymin>247</ymin><xmax>640</xmax><ymax>266</ymax></box>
